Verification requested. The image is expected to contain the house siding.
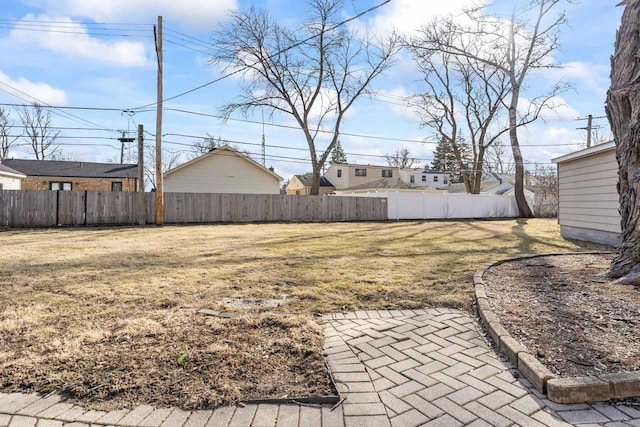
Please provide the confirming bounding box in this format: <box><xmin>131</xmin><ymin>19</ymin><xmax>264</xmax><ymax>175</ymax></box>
<box><xmin>21</xmin><ymin>176</ymin><xmax>138</xmax><ymax>191</ymax></box>
<box><xmin>556</xmin><ymin>145</ymin><xmax>620</xmax><ymax>246</ymax></box>
<box><xmin>0</xmin><ymin>175</ymin><xmax>22</xmax><ymax>190</ymax></box>
<box><xmin>164</xmin><ymin>150</ymin><xmax>280</xmax><ymax>194</ymax></box>
<box><xmin>325</xmin><ymin>164</ymin><xmax>398</xmax><ymax>190</ymax></box>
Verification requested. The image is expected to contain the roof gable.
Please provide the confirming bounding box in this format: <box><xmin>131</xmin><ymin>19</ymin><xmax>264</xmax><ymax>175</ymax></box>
<box><xmin>165</xmin><ymin>145</ymin><xmax>282</xmax><ymax>181</ymax></box>
<box><xmin>0</xmin><ymin>163</ymin><xmax>26</xmax><ymax>178</ymax></box>
<box><xmin>294</xmin><ymin>174</ymin><xmax>334</xmax><ymax>187</ymax></box>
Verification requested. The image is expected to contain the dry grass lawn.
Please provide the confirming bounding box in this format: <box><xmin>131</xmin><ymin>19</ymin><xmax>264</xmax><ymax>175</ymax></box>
<box><xmin>0</xmin><ymin>219</ymin><xmax>608</xmax><ymax>409</ymax></box>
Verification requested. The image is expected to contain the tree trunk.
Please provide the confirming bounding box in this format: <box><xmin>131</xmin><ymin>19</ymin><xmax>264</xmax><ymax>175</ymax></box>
<box><xmin>605</xmin><ymin>1</ymin><xmax>640</xmax><ymax>285</ymax></box>
<box><xmin>508</xmin><ymin>91</ymin><xmax>534</xmax><ymax>218</ymax></box>
<box><xmin>310</xmin><ymin>165</ymin><xmax>321</xmax><ymax>195</ymax></box>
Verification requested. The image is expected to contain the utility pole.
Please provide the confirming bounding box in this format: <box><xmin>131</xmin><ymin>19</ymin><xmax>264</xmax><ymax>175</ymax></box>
<box><xmin>577</xmin><ymin>114</ymin><xmax>603</xmax><ymax>148</ymax></box>
<box><xmin>137</xmin><ymin>124</ymin><xmax>144</xmax><ymax>192</ymax></box>
<box><xmin>154</xmin><ymin>16</ymin><xmax>164</xmax><ymax>225</ymax></box>
<box><xmin>261</xmin><ymin>110</ymin><xmax>266</xmax><ymax>166</ymax></box>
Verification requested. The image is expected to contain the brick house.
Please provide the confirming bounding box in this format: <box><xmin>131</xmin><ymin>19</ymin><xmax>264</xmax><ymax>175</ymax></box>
<box><xmin>2</xmin><ymin>159</ymin><xmax>139</xmax><ymax>191</ymax></box>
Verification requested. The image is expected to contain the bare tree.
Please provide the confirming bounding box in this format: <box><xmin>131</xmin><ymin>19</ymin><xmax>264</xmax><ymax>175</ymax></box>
<box><xmin>0</xmin><ymin>108</ymin><xmax>20</xmax><ymax>160</ymax></box>
<box><xmin>605</xmin><ymin>0</ymin><xmax>640</xmax><ymax>285</ymax></box>
<box><xmin>192</xmin><ymin>134</ymin><xmax>227</xmax><ymax>156</ymax></box>
<box><xmin>210</xmin><ymin>0</ymin><xmax>399</xmax><ymax>194</ymax></box>
<box><xmin>17</xmin><ymin>104</ymin><xmax>61</xmax><ymax>160</ymax></box>
<box><xmin>385</xmin><ymin>146</ymin><xmax>417</xmax><ymax>169</ymax></box>
<box><xmin>407</xmin><ymin>27</ymin><xmax>511</xmax><ymax>194</ymax></box>
<box><xmin>144</xmin><ymin>144</ymin><xmax>182</xmax><ymax>191</ymax></box>
<box><xmin>413</xmin><ymin>0</ymin><xmax>568</xmax><ymax>215</ymax></box>
<box><xmin>531</xmin><ymin>164</ymin><xmax>557</xmax><ymax>218</ymax></box>
<box><xmin>483</xmin><ymin>143</ymin><xmax>515</xmax><ymax>175</ymax></box>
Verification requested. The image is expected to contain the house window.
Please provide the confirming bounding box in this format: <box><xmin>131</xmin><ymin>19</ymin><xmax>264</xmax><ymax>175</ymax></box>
<box><xmin>443</xmin><ymin>177</ymin><xmax>448</xmax><ymax>184</ymax></box>
<box><xmin>112</xmin><ymin>182</ymin><xmax>123</xmax><ymax>192</ymax></box>
<box><xmin>337</xmin><ymin>169</ymin><xmax>342</xmax><ymax>178</ymax></box>
<box><xmin>355</xmin><ymin>168</ymin><xmax>367</xmax><ymax>177</ymax></box>
<box><xmin>49</xmin><ymin>181</ymin><xmax>72</xmax><ymax>191</ymax></box>
<box><xmin>433</xmin><ymin>176</ymin><xmax>439</xmax><ymax>182</ymax></box>
<box><xmin>382</xmin><ymin>169</ymin><xmax>393</xmax><ymax>178</ymax></box>
<box><xmin>421</xmin><ymin>175</ymin><xmax>427</xmax><ymax>182</ymax></box>
<box><xmin>410</xmin><ymin>175</ymin><xmax>415</xmax><ymax>183</ymax></box>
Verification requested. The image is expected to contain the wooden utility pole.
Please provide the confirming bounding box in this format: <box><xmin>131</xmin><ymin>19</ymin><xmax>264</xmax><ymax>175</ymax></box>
<box><xmin>586</xmin><ymin>114</ymin><xmax>593</xmax><ymax>148</ymax></box>
<box><xmin>137</xmin><ymin>124</ymin><xmax>144</xmax><ymax>192</ymax></box>
<box><xmin>154</xmin><ymin>16</ymin><xmax>164</xmax><ymax>225</ymax></box>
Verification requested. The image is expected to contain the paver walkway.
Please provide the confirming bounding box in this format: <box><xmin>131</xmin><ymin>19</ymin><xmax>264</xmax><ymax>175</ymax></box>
<box><xmin>1</xmin><ymin>308</ymin><xmax>640</xmax><ymax>426</ymax></box>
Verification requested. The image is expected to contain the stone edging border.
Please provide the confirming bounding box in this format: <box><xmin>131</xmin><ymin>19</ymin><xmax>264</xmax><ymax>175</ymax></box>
<box><xmin>474</xmin><ymin>251</ymin><xmax>640</xmax><ymax>404</ymax></box>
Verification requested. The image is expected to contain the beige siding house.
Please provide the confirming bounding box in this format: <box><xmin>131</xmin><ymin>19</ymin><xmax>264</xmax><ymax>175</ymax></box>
<box><xmin>164</xmin><ymin>145</ymin><xmax>282</xmax><ymax>194</ymax></box>
<box><xmin>325</xmin><ymin>164</ymin><xmax>398</xmax><ymax>190</ymax></box>
<box><xmin>285</xmin><ymin>174</ymin><xmax>335</xmax><ymax>195</ymax></box>
<box><xmin>552</xmin><ymin>141</ymin><xmax>620</xmax><ymax>246</ymax></box>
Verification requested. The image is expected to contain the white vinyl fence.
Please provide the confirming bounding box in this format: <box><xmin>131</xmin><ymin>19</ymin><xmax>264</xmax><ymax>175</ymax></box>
<box><xmin>334</xmin><ymin>192</ymin><xmax>519</xmax><ymax>220</ymax></box>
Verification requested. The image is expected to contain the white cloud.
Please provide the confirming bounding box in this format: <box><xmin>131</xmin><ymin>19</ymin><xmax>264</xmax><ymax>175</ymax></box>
<box><xmin>0</xmin><ymin>69</ymin><xmax>68</xmax><ymax>105</ymax></box>
<box><xmin>9</xmin><ymin>15</ymin><xmax>147</xmax><ymax>67</ymax></box>
<box><xmin>543</xmin><ymin>61</ymin><xmax>610</xmax><ymax>98</ymax></box>
<box><xmin>24</xmin><ymin>0</ymin><xmax>237</xmax><ymax>31</ymax></box>
<box><xmin>518</xmin><ymin>95</ymin><xmax>580</xmax><ymax>122</ymax></box>
<box><xmin>364</xmin><ymin>0</ymin><xmax>478</xmax><ymax>36</ymax></box>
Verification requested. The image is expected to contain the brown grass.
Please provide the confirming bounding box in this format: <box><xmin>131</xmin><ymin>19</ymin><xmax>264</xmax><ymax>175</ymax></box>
<box><xmin>0</xmin><ymin>219</ymin><xmax>608</xmax><ymax>409</ymax></box>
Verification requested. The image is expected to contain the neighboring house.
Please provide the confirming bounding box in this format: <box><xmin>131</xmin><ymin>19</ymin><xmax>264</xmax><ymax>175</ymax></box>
<box><xmin>325</xmin><ymin>163</ymin><xmax>449</xmax><ymax>191</ymax></box>
<box><xmin>164</xmin><ymin>145</ymin><xmax>282</xmax><ymax>194</ymax></box>
<box><xmin>398</xmin><ymin>168</ymin><xmax>449</xmax><ymax>188</ymax></box>
<box><xmin>0</xmin><ymin>163</ymin><xmax>27</xmax><ymax>190</ymax></box>
<box><xmin>325</xmin><ymin>163</ymin><xmax>399</xmax><ymax>190</ymax></box>
<box><xmin>552</xmin><ymin>141</ymin><xmax>620</xmax><ymax>246</ymax></box>
<box><xmin>2</xmin><ymin>159</ymin><xmax>139</xmax><ymax>191</ymax></box>
<box><xmin>285</xmin><ymin>174</ymin><xmax>335</xmax><ymax>195</ymax></box>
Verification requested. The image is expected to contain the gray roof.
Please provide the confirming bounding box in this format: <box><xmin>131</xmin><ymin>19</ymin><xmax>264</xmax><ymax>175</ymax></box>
<box><xmin>295</xmin><ymin>174</ymin><xmax>335</xmax><ymax>187</ymax></box>
<box><xmin>0</xmin><ymin>163</ymin><xmax>26</xmax><ymax>176</ymax></box>
<box><xmin>2</xmin><ymin>159</ymin><xmax>138</xmax><ymax>179</ymax></box>
<box><xmin>342</xmin><ymin>178</ymin><xmax>416</xmax><ymax>191</ymax></box>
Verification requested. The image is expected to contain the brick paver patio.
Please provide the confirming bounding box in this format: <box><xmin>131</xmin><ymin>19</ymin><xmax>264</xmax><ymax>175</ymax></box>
<box><xmin>1</xmin><ymin>308</ymin><xmax>639</xmax><ymax>426</ymax></box>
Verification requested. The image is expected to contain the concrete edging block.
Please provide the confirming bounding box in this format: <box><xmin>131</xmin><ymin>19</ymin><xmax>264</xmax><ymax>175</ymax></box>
<box><xmin>547</xmin><ymin>377</ymin><xmax>611</xmax><ymax>404</ymax></box>
<box><xmin>498</xmin><ymin>335</ymin><xmax>526</xmax><ymax>366</ymax></box>
<box><xmin>518</xmin><ymin>352</ymin><xmax>555</xmax><ymax>393</ymax></box>
<box><xmin>600</xmin><ymin>371</ymin><xmax>640</xmax><ymax>399</ymax></box>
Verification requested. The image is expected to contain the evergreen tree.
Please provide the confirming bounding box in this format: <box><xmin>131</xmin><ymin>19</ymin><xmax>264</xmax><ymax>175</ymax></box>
<box><xmin>330</xmin><ymin>140</ymin><xmax>347</xmax><ymax>164</ymax></box>
<box><xmin>430</xmin><ymin>137</ymin><xmax>471</xmax><ymax>183</ymax></box>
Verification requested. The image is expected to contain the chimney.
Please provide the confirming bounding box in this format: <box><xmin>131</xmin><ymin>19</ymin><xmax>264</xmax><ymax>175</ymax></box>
<box><xmin>525</xmin><ymin>171</ymin><xmax>531</xmax><ymax>186</ymax></box>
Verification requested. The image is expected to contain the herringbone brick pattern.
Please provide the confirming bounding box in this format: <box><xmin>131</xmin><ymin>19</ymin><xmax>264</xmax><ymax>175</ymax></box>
<box><xmin>1</xmin><ymin>309</ymin><xmax>639</xmax><ymax>426</ymax></box>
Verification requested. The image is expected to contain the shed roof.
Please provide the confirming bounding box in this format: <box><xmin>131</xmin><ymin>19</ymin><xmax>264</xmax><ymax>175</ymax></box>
<box><xmin>552</xmin><ymin>141</ymin><xmax>615</xmax><ymax>164</ymax></box>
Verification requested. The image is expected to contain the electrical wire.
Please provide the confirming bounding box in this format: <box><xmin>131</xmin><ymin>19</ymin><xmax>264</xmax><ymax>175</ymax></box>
<box><xmin>127</xmin><ymin>0</ymin><xmax>392</xmax><ymax>110</ymax></box>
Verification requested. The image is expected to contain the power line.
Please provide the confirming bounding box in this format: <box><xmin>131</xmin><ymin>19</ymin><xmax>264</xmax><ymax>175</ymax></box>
<box><xmin>128</xmin><ymin>0</ymin><xmax>392</xmax><ymax>111</ymax></box>
<box><xmin>0</xmin><ymin>83</ymin><xmax>119</xmax><ymax>132</ymax></box>
<box><xmin>163</xmin><ymin>107</ymin><xmax>584</xmax><ymax>147</ymax></box>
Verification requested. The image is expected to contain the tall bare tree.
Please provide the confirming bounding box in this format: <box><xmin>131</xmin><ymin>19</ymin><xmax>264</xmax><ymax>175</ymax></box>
<box><xmin>385</xmin><ymin>146</ymin><xmax>417</xmax><ymax>169</ymax></box>
<box><xmin>210</xmin><ymin>0</ymin><xmax>399</xmax><ymax>194</ymax></box>
<box><xmin>17</xmin><ymin>104</ymin><xmax>60</xmax><ymax>160</ymax></box>
<box><xmin>605</xmin><ymin>0</ymin><xmax>640</xmax><ymax>285</ymax></box>
<box><xmin>0</xmin><ymin>108</ymin><xmax>20</xmax><ymax>160</ymax></box>
<box><xmin>483</xmin><ymin>143</ymin><xmax>515</xmax><ymax>175</ymax></box>
<box><xmin>413</xmin><ymin>0</ymin><xmax>568</xmax><ymax>216</ymax></box>
<box><xmin>407</xmin><ymin>27</ymin><xmax>511</xmax><ymax>194</ymax></box>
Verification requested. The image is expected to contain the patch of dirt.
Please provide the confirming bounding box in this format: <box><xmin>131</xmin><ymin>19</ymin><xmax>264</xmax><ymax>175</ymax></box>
<box><xmin>0</xmin><ymin>313</ymin><xmax>334</xmax><ymax>411</ymax></box>
<box><xmin>483</xmin><ymin>253</ymin><xmax>640</xmax><ymax>377</ymax></box>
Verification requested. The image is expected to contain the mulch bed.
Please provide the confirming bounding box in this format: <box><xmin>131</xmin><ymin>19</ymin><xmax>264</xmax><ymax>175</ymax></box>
<box><xmin>0</xmin><ymin>313</ymin><xmax>334</xmax><ymax>411</ymax></box>
<box><xmin>483</xmin><ymin>253</ymin><xmax>640</xmax><ymax>378</ymax></box>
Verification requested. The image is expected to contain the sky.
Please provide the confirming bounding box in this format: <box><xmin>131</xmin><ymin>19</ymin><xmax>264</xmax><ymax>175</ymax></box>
<box><xmin>0</xmin><ymin>0</ymin><xmax>623</xmax><ymax>185</ymax></box>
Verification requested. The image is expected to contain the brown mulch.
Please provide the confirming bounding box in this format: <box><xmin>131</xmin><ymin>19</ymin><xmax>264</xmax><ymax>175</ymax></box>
<box><xmin>483</xmin><ymin>253</ymin><xmax>640</xmax><ymax>378</ymax></box>
<box><xmin>0</xmin><ymin>312</ymin><xmax>334</xmax><ymax>411</ymax></box>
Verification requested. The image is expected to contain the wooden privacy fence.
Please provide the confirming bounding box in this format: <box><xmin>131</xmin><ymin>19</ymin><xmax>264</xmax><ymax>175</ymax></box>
<box><xmin>0</xmin><ymin>191</ymin><xmax>387</xmax><ymax>227</ymax></box>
